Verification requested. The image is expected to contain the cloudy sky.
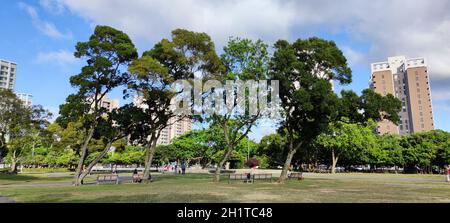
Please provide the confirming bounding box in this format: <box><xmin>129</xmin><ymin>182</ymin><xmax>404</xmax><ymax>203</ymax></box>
<box><xmin>2</xmin><ymin>0</ymin><xmax>449</xmax><ymax>140</ymax></box>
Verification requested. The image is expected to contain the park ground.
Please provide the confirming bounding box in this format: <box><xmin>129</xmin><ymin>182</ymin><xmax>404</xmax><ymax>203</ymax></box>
<box><xmin>0</xmin><ymin>171</ymin><xmax>449</xmax><ymax>203</ymax></box>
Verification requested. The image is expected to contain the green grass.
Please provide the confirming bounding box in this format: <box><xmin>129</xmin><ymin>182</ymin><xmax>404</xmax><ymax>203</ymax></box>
<box><xmin>20</xmin><ymin>168</ymin><xmax>70</xmax><ymax>173</ymax></box>
<box><xmin>1</xmin><ymin>172</ymin><xmax>449</xmax><ymax>203</ymax></box>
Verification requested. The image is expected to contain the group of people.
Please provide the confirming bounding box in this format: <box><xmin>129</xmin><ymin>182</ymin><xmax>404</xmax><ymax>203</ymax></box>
<box><xmin>445</xmin><ymin>165</ymin><xmax>450</xmax><ymax>182</ymax></box>
<box><xmin>162</xmin><ymin>161</ymin><xmax>187</xmax><ymax>175</ymax></box>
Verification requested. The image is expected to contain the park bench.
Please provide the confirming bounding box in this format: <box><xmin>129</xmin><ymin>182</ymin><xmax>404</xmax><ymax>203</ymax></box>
<box><xmin>228</xmin><ymin>173</ymin><xmax>253</xmax><ymax>183</ymax></box>
<box><xmin>97</xmin><ymin>174</ymin><xmax>119</xmax><ymax>184</ymax></box>
<box><xmin>288</xmin><ymin>172</ymin><xmax>304</xmax><ymax>180</ymax></box>
<box><xmin>253</xmin><ymin>173</ymin><xmax>272</xmax><ymax>182</ymax></box>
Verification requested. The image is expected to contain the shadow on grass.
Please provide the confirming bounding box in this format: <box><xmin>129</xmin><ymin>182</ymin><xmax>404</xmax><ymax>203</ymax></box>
<box><xmin>61</xmin><ymin>193</ymin><xmax>233</xmax><ymax>203</ymax></box>
<box><xmin>0</xmin><ymin>173</ymin><xmax>40</xmax><ymax>182</ymax></box>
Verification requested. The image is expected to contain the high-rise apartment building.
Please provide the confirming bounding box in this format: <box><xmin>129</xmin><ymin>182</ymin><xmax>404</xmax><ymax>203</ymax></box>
<box><xmin>89</xmin><ymin>94</ymin><xmax>119</xmax><ymax>112</ymax></box>
<box><xmin>370</xmin><ymin>56</ymin><xmax>434</xmax><ymax>135</ymax></box>
<box><xmin>0</xmin><ymin>59</ymin><xmax>17</xmax><ymax>90</ymax></box>
<box><xmin>133</xmin><ymin>95</ymin><xmax>192</xmax><ymax>145</ymax></box>
<box><xmin>16</xmin><ymin>92</ymin><xmax>33</xmax><ymax>107</ymax></box>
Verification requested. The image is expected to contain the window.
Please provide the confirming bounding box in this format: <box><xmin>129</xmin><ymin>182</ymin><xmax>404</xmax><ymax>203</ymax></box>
<box><xmin>421</xmin><ymin>124</ymin><xmax>425</xmax><ymax>128</ymax></box>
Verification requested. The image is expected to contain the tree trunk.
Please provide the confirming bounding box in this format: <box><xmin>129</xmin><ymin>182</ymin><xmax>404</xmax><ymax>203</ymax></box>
<box><xmin>213</xmin><ymin>146</ymin><xmax>233</xmax><ymax>183</ymax></box>
<box><xmin>143</xmin><ymin>135</ymin><xmax>158</xmax><ymax>183</ymax></box>
<box><xmin>78</xmin><ymin>141</ymin><xmax>113</xmax><ymax>183</ymax></box>
<box><xmin>278</xmin><ymin>140</ymin><xmax>300</xmax><ymax>183</ymax></box>
<box><xmin>213</xmin><ymin>122</ymin><xmax>234</xmax><ymax>183</ymax></box>
<box><xmin>331</xmin><ymin>149</ymin><xmax>339</xmax><ymax>174</ymax></box>
<box><xmin>9</xmin><ymin>150</ymin><xmax>18</xmax><ymax>174</ymax></box>
<box><xmin>73</xmin><ymin>127</ymin><xmax>95</xmax><ymax>186</ymax></box>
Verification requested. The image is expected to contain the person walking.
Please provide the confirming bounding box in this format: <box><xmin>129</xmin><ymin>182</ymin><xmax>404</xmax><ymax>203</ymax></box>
<box><xmin>174</xmin><ymin>162</ymin><xmax>178</xmax><ymax>175</ymax></box>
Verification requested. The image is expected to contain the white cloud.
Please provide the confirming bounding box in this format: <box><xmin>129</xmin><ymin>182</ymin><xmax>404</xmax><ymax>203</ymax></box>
<box><xmin>19</xmin><ymin>2</ymin><xmax>72</xmax><ymax>39</ymax></box>
<box><xmin>35</xmin><ymin>50</ymin><xmax>78</xmax><ymax>66</ymax></box>
<box><xmin>40</xmin><ymin>0</ymin><xmax>450</xmax><ymax>130</ymax></box>
<box><xmin>39</xmin><ymin>0</ymin><xmax>65</xmax><ymax>14</ymax></box>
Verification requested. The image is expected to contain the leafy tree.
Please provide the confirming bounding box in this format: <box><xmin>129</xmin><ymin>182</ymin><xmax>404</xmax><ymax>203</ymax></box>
<box><xmin>5</xmin><ymin>105</ymin><xmax>52</xmax><ymax>173</ymax></box>
<box><xmin>0</xmin><ymin>89</ymin><xmax>29</xmax><ymax>161</ymax></box>
<box><xmin>316</xmin><ymin>118</ymin><xmax>378</xmax><ymax>173</ymax></box>
<box><xmin>127</xmin><ymin>29</ymin><xmax>224</xmax><ymax>181</ymax></box>
<box><xmin>204</xmin><ymin>37</ymin><xmax>269</xmax><ymax>182</ymax></box>
<box><xmin>257</xmin><ymin>133</ymin><xmax>288</xmax><ymax>168</ymax></box>
<box><xmin>270</xmin><ymin>38</ymin><xmax>349</xmax><ymax>182</ymax></box>
<box><xmin>57</xmin><ymin>25</ymin><xmax>138</xmax><ymax>185</ymax></box>
<box><xmin>377</xmin><ymin>134</ymin><xmax>404</xmax><ymax>172</ymax></box>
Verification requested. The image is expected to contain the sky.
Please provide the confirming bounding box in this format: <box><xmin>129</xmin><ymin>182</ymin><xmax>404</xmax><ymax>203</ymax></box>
<box><xmin>1</xmin><ymin>0</ymin><xmax>449</xmax><ymax>141</ymax></box>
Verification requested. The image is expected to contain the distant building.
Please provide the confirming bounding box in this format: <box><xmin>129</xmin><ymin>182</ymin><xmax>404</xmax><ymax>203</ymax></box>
<box><xmin>370</xmin><ymin>56</ymin><xmax>434</xmax><ymax>135</ymax></box>
<box><xmin>0</xmin><ymin>59</ymin><xmax>17</xmax><ymax>90</ymax></box>
<box><xmin>89</xmin><ymin>94</ymin><xmax>119</xmax><ymax>112</ymax></box>
<box><xmin>16</xmin><ymin>92</ymin><xmax>33</xmax><ymax>107</ymax></box>
<box><xmin>133</xmin><ymin>95</ymin><xmax>192</xmax><ymax>145</ymax></box>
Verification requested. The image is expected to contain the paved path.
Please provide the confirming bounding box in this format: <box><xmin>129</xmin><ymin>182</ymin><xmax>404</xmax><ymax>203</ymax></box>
<box><xmin>0</xmin><ymin>196</ymin><xmax>15</xmax><ymax>203</ymax></box>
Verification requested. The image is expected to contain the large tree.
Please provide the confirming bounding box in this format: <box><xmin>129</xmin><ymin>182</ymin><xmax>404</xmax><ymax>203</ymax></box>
<box><xmin>270</xmin><ymin>37</ymin><xmax>351</xmax><ymax>183</ymax></box>
<box><xmin>316</xmin><ymin>118</ymin><xmax>378</xmax><ymax>174</ymax></box>
<box><xmin>126</xmin><ymin>29</ymin><xmax>224</xmax><ymax>182</ymax></box>
<box><xmin>203</xmin><ymin>37</ymin><xmax>270</xmax><ymax>182</ymax></box>
<box><xmin>58</xmin><ymin>25</ymin><xmax>138</xmax><ymax>186</ymax></box>
<box><xmin>5</xmin><ymin>105</ymin><xmax>52</xmax><ymax>173</ymax></box>
<box><xmin>0</xmin><ymin>90</ymin><xmax>28</xmax><ymax>161</ymax></box>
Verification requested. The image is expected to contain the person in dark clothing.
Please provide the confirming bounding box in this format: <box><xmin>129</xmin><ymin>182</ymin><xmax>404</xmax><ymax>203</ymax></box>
<box><xmin>181</xmin><ymin>162</ymin><xmax>186</xmax><ymax>175</ymax></box>
<box><xmin>132</xmin><ymin>168</ymin><xmax>141</xmax><ymax>183</ymax></box>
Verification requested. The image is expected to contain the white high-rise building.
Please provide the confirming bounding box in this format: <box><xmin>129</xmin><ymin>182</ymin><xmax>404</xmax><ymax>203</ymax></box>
<box><xmin>0</xmin><ymin>59</ymin><xmax>17</xmax><ymax>90</ymax></box>
<box><xmin>16</xmin><ymin>92</ymin><xmax>33</xmax><ymax>107</ymax></box>
<box><xmin>133</xmin><ymin>95</ymin><xmax>192</xmax><ymax>145</ymax></box>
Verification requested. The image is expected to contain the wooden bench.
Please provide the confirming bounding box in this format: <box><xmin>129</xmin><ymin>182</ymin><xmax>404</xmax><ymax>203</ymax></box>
<box><xmin>288</xmin><ymin>172</ymin><xmax>304</xmax><ymax>180</ymax></box>
<box><xmin>97</xmin><ymin>174</ymin><xmax>119</xmax><ymax>184</ymax></box>
<box><xmin>228</xmin><ymin>173</ymin><xmax>253</xmax><ymax>183</ymax></box>
<box><xmin>253</xmin><ymin>173</ymin><xmax>272</xmax><ymax>182</ymax></box>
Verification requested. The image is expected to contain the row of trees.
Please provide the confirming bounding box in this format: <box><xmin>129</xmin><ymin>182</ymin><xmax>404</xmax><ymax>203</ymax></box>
<box><xmin>2</xmin><ymin>25</ymin><xmax>447</xmax><ymax>185</ymax></box>
<box><xmin>259</xmin><ymin>124</ymin><xmax>450</xmax><ymax>174</ymax></box>
<box><xmin>5</xmin><ymin>118</ymin><xmax>449</xmax><ymax>175</ymax></box>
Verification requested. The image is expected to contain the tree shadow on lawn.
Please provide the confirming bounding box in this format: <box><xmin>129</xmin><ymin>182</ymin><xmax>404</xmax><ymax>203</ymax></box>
<box><xmin>0</xmin><ymin>173</ymin><xmax>40</xmax><ymax>182</ymax></box>
<box><xmin>37</xmin><ymin>193</ymin><xmax>234</xmax><ymax>203</ymax></box>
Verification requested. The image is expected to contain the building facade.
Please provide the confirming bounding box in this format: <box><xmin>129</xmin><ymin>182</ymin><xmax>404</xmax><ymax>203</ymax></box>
<box><xmin>0</xmin><ymin>59</ymin><xmax>17</xmax><ymax>90</ymax></box>
<box><xmin>89</xmin><ymin>94</ymin><xmax>120</xmax><ymax>112</ymax></box>
<box><xmin>370</xmin><ymin>56</ymin><xmax>434</xmax><ymax>135</ymax></box>
<box><xmin>133</xmin><ymin>95</ymin><xmax>192</xmax><ymax>145</ymax></box>
<box><xmin>16</xmin><ymin>92</ymin><xmax>33</xmax><ymax>107</ymax></box>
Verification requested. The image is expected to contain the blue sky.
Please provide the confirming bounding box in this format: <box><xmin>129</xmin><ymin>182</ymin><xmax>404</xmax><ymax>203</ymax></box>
<box><xmin>1</xmin><ymin>0</ymin><xmax>449</xmax><ymax>141</ymax></box>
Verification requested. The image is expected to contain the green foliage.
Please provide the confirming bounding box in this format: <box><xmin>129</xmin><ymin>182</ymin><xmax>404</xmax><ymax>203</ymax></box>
<box><xmin>258</xmin><ymin>133</ymin><xmax>288</xmax><ymax>168</ymax></box>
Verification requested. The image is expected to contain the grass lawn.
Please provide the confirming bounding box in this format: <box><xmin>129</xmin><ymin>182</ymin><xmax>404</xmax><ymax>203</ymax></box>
<box><xmin>1</xmin><ymin>172</ymin><xmax>449</xmax><ymax>203</ymax></box>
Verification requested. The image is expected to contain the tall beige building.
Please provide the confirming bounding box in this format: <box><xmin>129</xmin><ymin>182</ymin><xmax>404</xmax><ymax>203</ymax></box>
<box><xmin>0</xmin><ymin>59</ymin><xmax>17</xmax><ymax>90</ymax></box>
<box><xmin>133</xmin><ymin>95</ymin><xmax>192</xmax><ymax>145</ymax></box>
<box><xmin>370</xmin><ymin>56</ymin><xmax>434</xmax><ymax>135</ymax></box>
<box><xmin>89</xmin><ymin>94</ymin><xmax>119</xmax><ymax>112</ymax></box>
